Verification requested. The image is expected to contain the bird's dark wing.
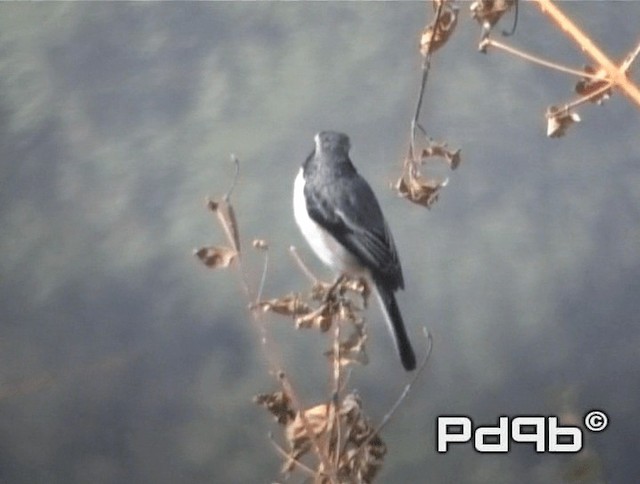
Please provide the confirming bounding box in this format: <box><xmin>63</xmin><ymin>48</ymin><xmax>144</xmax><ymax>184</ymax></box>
<box><xmin>304</xmin><ymin>172</ymin><xmax>404</xmax><ymax>290</ymax></box>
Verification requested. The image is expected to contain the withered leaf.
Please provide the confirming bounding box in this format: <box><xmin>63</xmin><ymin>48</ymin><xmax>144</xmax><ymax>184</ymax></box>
<box><xmin>310</xmin><ymin>281</ymin><xmax>334</xmax><ymax>302</ymax></box>
<box><xmin>449</xmin><ymin>150</ymin><xmax>462</xmax><ymax>170</ymax></box>
<box><xmin>325</xmin><ymin>328</ymin><xmax>369</xmax><ymax>367</ymax></box>
<box><xmin>255</xmin><ymin>293</ymin><xmax>311</xmax><ymax>317</ymax></box>
<box><xmin>283</xmin><ymin>403</ymin><xmax>332</xmax><ymax>471</ymax></box>
<box><xmin>420</xmin><ymin>5</ymin><xmax>458</xmax><ymax>57</ymax></box>
<box><xmin>575</xmin><ymin>65</ymin><xmax>612</xmax><ymax>104</ymax></box>
<box><xmin>339</xmin><ymin>392</ymin><xmax>362</xmax><ymax>419</ymax></box>
<box><xmin>546</xmin><ymin>106</ymin><xmax>581</xmax><ymax>138</ymax></box>
<box><xmin>194</xmin><ymin>246</ymin><xmax>238</xmax><ymax>269</ymax></box>
<box><xmin>207</xmin><ymin>197</ymin><xmax>241</xmax><ymax>253</ymax></box>
<box><xmin>310</xmin><ymin>276</ymin><xmax>368</xmax><ymax>305</ymax></box>
<box><xmin>295</xmin><ymin>303</ymin><xmax>334</xmax><ymax>332</ymax></box>
<box><xmin>421</xmin><ymin>143</ymin><xmax>462</xmax><ymax>170</ymax></box>
<box><xmin>337</xmin><ymin>300</ymin><xmax>358</xmax><ymax>323</ymax></box>
<box><xmin>254</xmin><ymin>391</ymin><xmax>295</xmax><ymax>425</ymax></box>
<box><xmin>337</xmin><ymin>393</ymin><xmax>387</xmax><ymax>483</ymax></box>
<box><xmin>266</xmin><ymin>391</ymin><xmax>388</xmax><ymax>482</ymax></box>
<box><xmin>470</xmin><ymin>0</ymin><xmax>515</xmax><ymax>29</ymax></box>
<box><xmin>340</xmin><ymin>277</ymin><xmax>370</xmax><ymax>307</ymax></box>
<box><xmin>395</xmin><ymin>173</ymin><xmax>446</xmax><ymax>208</ymax></box>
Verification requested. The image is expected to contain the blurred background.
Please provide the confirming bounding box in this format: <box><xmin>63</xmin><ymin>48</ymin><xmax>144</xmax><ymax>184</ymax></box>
<box><xmin>1</xmin><ymin>2</ymin><xmax>639</xmax><ymax>483</ymax></box>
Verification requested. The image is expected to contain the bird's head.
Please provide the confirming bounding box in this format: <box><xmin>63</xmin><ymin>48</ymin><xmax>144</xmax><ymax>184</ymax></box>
<box><xmin>314</xmin><ymin>131</ymin><xmax>351</xmax><ymax>157</ymax></box>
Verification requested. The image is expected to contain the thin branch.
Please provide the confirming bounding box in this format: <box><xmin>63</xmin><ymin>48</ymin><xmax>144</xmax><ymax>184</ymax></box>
<box><xmin>256</xmin><ymin>247</ymin><xmax>269</xmax><ymax>304</ymax></box>
<box><xmin>224</xmin><ymin>154</ymin><xmax>240</xmax><ymax>201</ymax></box>
<box><xmin>290</xmin><ymin>245</ymin><xmax>320</xmax><ymax>284</ymax></box>
<box><xmin>346</xmin><ymin>328</ymin><xmax>433</xmax><ymax>469</ymax></box>
<box><xmin>501</xmin><ymin>0</ymin><xmax>519</xmax><ymax>37</ymax></box>
<box><xmin>410</xmin><ymin>70</ymin><xmax>432</xmax><ymax>162</ymax></box>
<box><xmin>481</xmin><ymin>38</ymin><xmax>608</xmax><ymax>80</ymax></box>
<box><xmin>558</xmin><ymin>81</ymin><xmax>613</xmax><ymax>114</ymax></box>
<box><xmin>331</xmin><ymin>321</ymin><xmax>343</xmax><ymax>470</ymax></box>
<box><xmin>374</xmin><ymin>328</ymin><xmax>433</xmax><ymax>436</ymax></box>
<box><xmin>278</xmin><ymin>372</ymin><xmax>336</xmax><ymax>483</ymax></box>
<box><xmin>268</xmin><ymin>433</ymin><xmax>317</xmax><ymax>478</ymax></box>
<box><xmin>621</xmin><ymin>39</ymin><xmax>640</xmax><ymax>73</ymax></box>
<box><xmin>205</xmin><ymin>158</ymin><xmax>289</xmax><ymax>382</ymax></box>
<box><xmin>409</xmin><ymin>0</ymin><xmax>445</xmax><ymax>162</ymax></box>
<box><xmin>323</xmin><ymin>275</ymin><xmax>346</xmax><ymax>304</ymax></box>
<box><xmin>534</xmin><ymin>0</ymin><xmax>640</xmax><ymax>109</ymax></box>
<box><xmin>332</xmin><ymin>324</ymin><xmax>341</xmax><ymax>396</ymax></box>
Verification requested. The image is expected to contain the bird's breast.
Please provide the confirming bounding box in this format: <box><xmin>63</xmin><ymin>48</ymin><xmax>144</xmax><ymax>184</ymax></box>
<box><xmin>293</xmin><ymin>168</ymin><xmax>363</xmax><ymax>275</ymax></box>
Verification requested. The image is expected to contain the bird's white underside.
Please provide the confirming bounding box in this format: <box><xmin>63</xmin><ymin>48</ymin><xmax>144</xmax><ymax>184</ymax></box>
<box><xmin>293</xmin><ymin>167</ymin><xmax>400</xmax><ymax>355</ymax></box>
<box><xmin>293</xmin><ymin>168</ymin><xmax>364</xmax><ymax>276</ymax></box>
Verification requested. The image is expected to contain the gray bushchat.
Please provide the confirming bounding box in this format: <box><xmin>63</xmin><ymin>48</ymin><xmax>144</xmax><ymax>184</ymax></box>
<box><xmin>293</xmin><ymin>131</ymin><xmax>416</xmax><ymax>371</ymax></box>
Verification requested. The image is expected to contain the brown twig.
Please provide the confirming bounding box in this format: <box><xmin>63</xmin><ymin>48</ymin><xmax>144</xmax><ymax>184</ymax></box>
<box><xmin>290</xmin><ymin>245</ymin><xmax>320</xmax><ymax>284</ymax></box>
<box><xmin>534</xmin><ymin>0</ymin><xmax>640</xmax><ymax>109</ymax></box>
<box><xmin>408</xmin><ymin>1</ymin><xmax>446</xmax><ymax>162</ymax></box>
<box><xmin>346</xmin><ymin>328</ymin><xmax>433</xmax><ymax>469</ymax></box>
<box><xmin>620</xmin><ymin>39</ymin><xmax>640</xmax><ymax>73</ymax></box>
<box><xmin>255</xmin><ymin>244</ymin><xmax>270</xmax><ymax>304</ymax></box>
<box><xmin>268</xmin><ymin>433</ymin><xmax>317</xmax><ymax>478</ymax></box>
<box><xmin>331</xmin><ymin>320</ymin><xmax>343</xmax><ymax>471</ymax></box>
<box><xmin>376</xmin><ymin>329</ymin><xmax>433</xmax><ymax>434</ymax></box>
<box><xmin>480</xmin><ymin>38</ymin><xmax>609</xmax><ymax>80</ymax></box>
<box><xmin>560</xmin><ymin>81</ymin><xmax>614</xmax><ymax>114</ymax></box>
<box><xmin>278</xmin><ymin>371</ymin><xmax>337</xmax><ymax>482</ymax></box>
<box><xmin>224</xmin><ymin>154</ymin><xmax>240</xmax><ymax>202</ymax></box>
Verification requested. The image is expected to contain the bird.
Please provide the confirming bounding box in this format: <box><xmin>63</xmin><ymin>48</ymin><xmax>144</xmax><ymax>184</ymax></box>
<box><xmin>293</xmin><ymin>131</ymin><xmax>416</xmax><ymax>371</ymax></box>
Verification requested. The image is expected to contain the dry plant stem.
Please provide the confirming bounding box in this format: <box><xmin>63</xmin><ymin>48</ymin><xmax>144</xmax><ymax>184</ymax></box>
<box><xmin>216</xmin><ymin>165</ymin><xmax>249</xmax><ymax>301</ymax></box>
<box><xmin>331</xmin><ymin>322</ymin><xmax>343</xmax><ymax>471</ymax></box>
<box><xmin>373</xmin><ymin>329</ymin><xmax>433</xmax><ymax>435</ymax></box>
<box><xmin>290</xmin><ymin>245</ymin><xmax>320</xmax><ymax>284</ymax></box>
<box><xmin>238</xmin><ymin>251</ymin><xmax>282</xmax><ymax>373</ymax></box>
<box><xmin>256</xmin><ymin>249</ymin><xmax>269</xmax><ymax>303</ymax></box>
<box><xmin>248</xmin><ymin>251</ymin><xmax>332</xmax><ymax>477</ymax></box>
<box><xmin>382</xmin><ymin>330</ymin><xmax>432</xmax><ymax>425</ymax></box>
<box><xmin>346</xmin><ymin>328</ymin><xmax>434</xmax><ymax>469</ymax></box>
<box><xmin>324</xmin><ymin>275</ymin><xmax>346</xmax><ymax>304</ymax></box>
<box><xmin>278</xmin><ymin>372</ymin><xmax>336</xmax><ymax>482</ymax></box>
<box><xmin>409</xmin><ymin>0</ymin><xmax>445</xmax><ymax>162</ymax></box>
<box><xmin>224</xmin><ymin>154</ymin><xmax>240</xmax><ymax>201</ymax></box>
<box><xmin>212</xmin><ymin>158</ymin><xmax>287</xmax><ymax>388</ymax></box>
<box><xmin>481</xmin><ymin>38</ymin><xmax>608</xmax><ymax>80</ymax></box>
<box><xmin>534</xmin><ymin>0</ymin><xmax>640</xmax><ymax>109</ymax></box>
<box><xmin>621</xmin><ymin>40</ymin><xmax>640</xmax><ymax>73</ymax></box>
<box><xmin>209</xmin><ymin>155</ymin><xmax>241</xmax><ymax>254</ymax></box>
<box><xmin>268</xmin><ymin>433</ymin><xmax>317</xmax><ymax>478</ymax></box>
<box><xmin>501</xmin><ymin>0</ymin><xmax>518</xmax><ymax>37</ymax></box>
<box><xmin>220</xmin><ymin>155</ymin><xmax>242</xmax><ymax>253</ymax></box>
<box><xmin>559</xmin><ymin>82</ymin><xmax>614</xmax><ymax>113</ymax></box>
<box><xmin>332</xmin><ymin>321</ymin><xmax>342</xmax><ymax>397</ymax></box>
<box><xmin>218</xmin><ymin>221</ymin><xmax>306</xmax><ymax>476</ymax></box>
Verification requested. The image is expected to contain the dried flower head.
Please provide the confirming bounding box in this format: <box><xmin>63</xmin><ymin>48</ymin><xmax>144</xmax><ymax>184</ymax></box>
<box><xmin>194</xmin><ymin>246</ymin><xmax>238</xmax><ymax>269</ymax></box>
<box><xmin>546</xmin><ymin>106</ymin><xmax>581</xmax><ymax>138</ymax></box>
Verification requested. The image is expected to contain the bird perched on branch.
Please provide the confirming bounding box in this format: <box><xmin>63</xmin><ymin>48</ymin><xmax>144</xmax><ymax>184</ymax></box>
<box><xmin>293</xmin><ymin>131</ymin><xmax>416</xmax><ymax>371</ymax></box>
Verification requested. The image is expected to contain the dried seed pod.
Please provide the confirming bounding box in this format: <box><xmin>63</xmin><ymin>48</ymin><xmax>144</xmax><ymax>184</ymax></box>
<box><xmin>194</xmin><ymin>246</ymin><xmax>238</xmax><ymax>269</ymax></box>
<box><xmin>546</xmin><ymin>106</ymin><xmax>581</xmax><ymax>138</ymax></box>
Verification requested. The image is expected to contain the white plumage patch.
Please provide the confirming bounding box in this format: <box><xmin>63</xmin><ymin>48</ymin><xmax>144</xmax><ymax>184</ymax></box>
<box><xmin>293</xmin><ymin>168</ymin><xmax>362</xmax><ymax>275</ymax></box>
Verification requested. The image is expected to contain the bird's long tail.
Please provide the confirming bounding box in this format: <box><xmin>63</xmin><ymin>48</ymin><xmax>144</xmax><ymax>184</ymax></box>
<box><xmin>373</xmin><ymin>282</ymin><xmax>416</xmax><ymax>371</ymax></box>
